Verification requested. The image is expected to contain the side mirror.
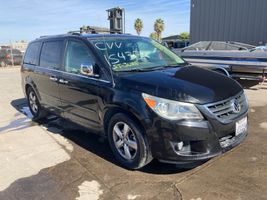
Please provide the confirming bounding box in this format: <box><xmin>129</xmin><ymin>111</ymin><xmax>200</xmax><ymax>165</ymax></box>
<box><xmin>80</xmin><ymin>63</ymin><xmax>99</xmax><ymax>77</ymax></box>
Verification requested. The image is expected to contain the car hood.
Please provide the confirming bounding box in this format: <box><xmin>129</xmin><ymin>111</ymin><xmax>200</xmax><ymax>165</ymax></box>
<box><xmin>118</xmin><ymin>65</ymin><xmax>242</xmax><ymax>104</ymax></box>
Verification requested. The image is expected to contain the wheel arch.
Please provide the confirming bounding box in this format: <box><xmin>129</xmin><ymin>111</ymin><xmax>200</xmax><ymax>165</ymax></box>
<box><xmin>24</xmin><ymin>81</ymin><xmax>42</xmax><ymax>102</ymax></box>
<box><xmin>103</xmin><ymin>106</ymin><xmax>147</xmax><ymax>137</ymax></box>
<box><xmin>25</xmin><ymin>83</ymin><xmax>32</xmax><ymax>93</ymax></box>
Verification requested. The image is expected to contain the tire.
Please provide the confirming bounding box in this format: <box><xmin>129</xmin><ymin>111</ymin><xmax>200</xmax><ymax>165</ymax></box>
<box><xmin>107</xmin><ymin>113</ymin><xmax>152</xmax><ymax>169</ymax></box>
<box><xmin>0</xmin><ymin>61</ymin><xmax>6</xmax><ymax>67</ymax></box>
<box><xmin>26</xmin><ymin>87</ymin><xmax>47</xmax><ymax>121</ymax></box>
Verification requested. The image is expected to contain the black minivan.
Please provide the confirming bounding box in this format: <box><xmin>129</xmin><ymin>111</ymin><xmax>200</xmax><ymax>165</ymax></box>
<box><xmin>21</xmin><ymin>34</ymin><xmax>248</xmax><ymax>169</ymax></box>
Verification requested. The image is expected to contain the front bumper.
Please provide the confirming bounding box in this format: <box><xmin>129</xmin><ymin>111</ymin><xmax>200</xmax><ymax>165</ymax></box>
<box><xmin>146</xmin><ymin>112</ymin><xmax>248</xmax><ymax>164</ymax></box>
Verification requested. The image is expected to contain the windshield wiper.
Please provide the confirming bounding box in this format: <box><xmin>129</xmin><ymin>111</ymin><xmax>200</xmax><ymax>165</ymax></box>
<box><xmin>122</xmin><ymin>67</ymin><xmax>165</xmax><ymax>72</ymax></box>
<box><xmin>116</xmin><ymin>64</ymin><xmax>184</xmax><ymax>72</ymax></box>
<box><xmin>116</xmin><ymin>68</ymin><xmax>145</xmax><ymax>72</ymax></box>
<box><xmin>141</xmin><ymin>66</ymin><xmax>165</xmax><ymax>71</ymax></box>
<box><xmin>140</xmin><ymin>65</ymin><xmax>178</xmax><ymax>71</ymax></box>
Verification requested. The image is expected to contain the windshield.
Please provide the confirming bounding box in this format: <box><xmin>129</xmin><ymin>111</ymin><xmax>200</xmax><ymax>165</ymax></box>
<box><xmin>90</xmin><ymin>37</ymin><xmax>185</xmax><ymax>71</ymax></box>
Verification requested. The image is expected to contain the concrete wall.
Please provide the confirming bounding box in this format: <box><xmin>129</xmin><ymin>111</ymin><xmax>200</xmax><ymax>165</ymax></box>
<box><xmin>190</xmin><ymin>0</ymin><xmax>267</xmax><ymax>45</ymax></box>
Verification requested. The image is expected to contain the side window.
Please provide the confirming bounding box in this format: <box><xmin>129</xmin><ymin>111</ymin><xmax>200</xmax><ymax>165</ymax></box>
<box><xmin>24</xmin><ymin>42</ymin><xmax>41</xmax><ymax>65</ymax></box>
<box><xmin>40</xmin><ymin>41</ymin><xmax>63</xmax><ymax>69</ymax></box>
<box><xmin>64</xmin><ymin>40</ymin><xmax>94</xmax><ymax>74</ymax></box>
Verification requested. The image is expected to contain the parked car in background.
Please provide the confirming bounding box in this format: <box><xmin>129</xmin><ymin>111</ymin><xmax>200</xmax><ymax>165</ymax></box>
<box><xmin>21</xmin><ymin>34</ymin><xmax>249</xmax><ymax>169</ymax></box>
<box><xmin>0</xmin><ymin>48</ymin><xmax>23</xmax><ymax>67</ymax></box>
<box><xmin>164</xmin><ymin>40</ymin><xmax>190</xmax><ymax>49</ymax></box>
<box><xmin>162</xmin><ymin>35</ymin><xmax>190</xmax><ymax>50</ymax></box>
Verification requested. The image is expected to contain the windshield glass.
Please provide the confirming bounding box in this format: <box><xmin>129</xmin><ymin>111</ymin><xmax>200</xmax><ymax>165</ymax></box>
<box><xmin>90</xmin><ymin>37</ymin><xmax>185</xmax><ymax>71</ymax></box>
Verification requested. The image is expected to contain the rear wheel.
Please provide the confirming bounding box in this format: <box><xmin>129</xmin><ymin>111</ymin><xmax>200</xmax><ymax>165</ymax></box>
<box><xmin>108</xmin><ymin>113</ymin><xmax>152</xmax><ymax>169</ymax></box>
<box><xmin>26</xmin><ymin>87</ymin><xmax>47</xmax><ymax>121</ymax></box>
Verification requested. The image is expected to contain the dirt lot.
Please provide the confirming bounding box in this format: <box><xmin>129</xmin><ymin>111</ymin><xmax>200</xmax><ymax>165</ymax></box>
<box><xmin>0</xmin><ymin>67</ymin><xmax>267</xmax><ymax>200</ymax></box>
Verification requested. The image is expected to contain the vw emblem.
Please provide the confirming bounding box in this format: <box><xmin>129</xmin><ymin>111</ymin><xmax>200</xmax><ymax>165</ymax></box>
<box><xmin>231</xmin><ymin>99</ymin><xmax>241</xmax><ymax>113</ymax></box>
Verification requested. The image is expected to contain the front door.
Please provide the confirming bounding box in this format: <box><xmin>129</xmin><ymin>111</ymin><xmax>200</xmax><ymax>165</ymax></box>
<box><xmin>58</xmin><ymin>39</ymin><xmax>101</xmax><ymax>130</ymax></box>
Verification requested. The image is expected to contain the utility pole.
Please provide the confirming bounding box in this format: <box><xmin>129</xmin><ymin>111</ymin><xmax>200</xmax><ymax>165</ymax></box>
<box><xmin>9</xmin><ymin>40</ymin><xmax>14</xmax><ymax>67</ymax></box>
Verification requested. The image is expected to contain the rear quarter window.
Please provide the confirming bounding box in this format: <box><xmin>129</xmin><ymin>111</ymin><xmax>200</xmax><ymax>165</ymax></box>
<box><xmin>40</xmin><ymin>40</ymin><xmax>63</xmax><ymax>69</ymax></box>
<box><xmin>24</xmin><ymin>42</ymin><xmax>41</xmax><ymax>65</ymax></box>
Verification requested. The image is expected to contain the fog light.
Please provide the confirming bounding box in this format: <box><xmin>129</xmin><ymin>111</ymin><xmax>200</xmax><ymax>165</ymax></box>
<box><xmin>177</xmin><ymin>142</ymin><xmax>184</xmax><ymax>151</ymax></box>
<box><xmin>172</xmin><ymin>141</ymin><xmax>184</xmax><ymax>151</ymax></box>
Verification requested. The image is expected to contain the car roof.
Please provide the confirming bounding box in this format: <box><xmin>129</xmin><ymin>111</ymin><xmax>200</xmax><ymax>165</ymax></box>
<box><xmin>33</xmin><ymin>34</ymin><xmax>147</xmax><ymax>42</ymax></box>
<box><xmin>83</xmin><ymin>34</ymin><xmax>148</xmax><ymax>40</ymax></box>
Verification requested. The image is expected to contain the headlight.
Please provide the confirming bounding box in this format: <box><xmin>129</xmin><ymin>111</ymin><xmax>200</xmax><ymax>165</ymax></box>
<box><xmin>142</xmin><ymin>93</ymin><xmax>203</xmax><ymax>120</ymax></box>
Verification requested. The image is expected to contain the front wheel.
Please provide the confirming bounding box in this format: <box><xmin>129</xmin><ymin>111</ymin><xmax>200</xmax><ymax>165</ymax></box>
<box><xmin>108</xmin><ymin>113</ymin><xmax>152</xmax><ymax>169</ymax></box>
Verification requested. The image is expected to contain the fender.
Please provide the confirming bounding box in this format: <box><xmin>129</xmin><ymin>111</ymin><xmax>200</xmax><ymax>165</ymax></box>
<box><xmin>100</xmin><ymin>94</ymin><xmax>152</xmax><ymax>133</ymax></box>
<box><xmin>23</xmin><ymin>74</ymin><xmax>42</xmax><ymax>103</ymax></box>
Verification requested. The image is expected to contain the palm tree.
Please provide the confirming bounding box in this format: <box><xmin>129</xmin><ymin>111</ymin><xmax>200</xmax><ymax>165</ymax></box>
<box><xmin>134</xmin><ymin>18</ymin><xmax>143</xmax><ymax>36</ymax></box>
<box><xmin>154</xmin><ymin>18</ymin><xmax>164</xmax><ymax>41</ymax></box>
<box><xmin>179</xmin><ymin>32</ymin><xmax>190</xmax><ymax>40</ymax></box>
<box><xmin>149</xmin><ymin>32</ymin><xmax>158</xmax><ymax>40</ymax></box>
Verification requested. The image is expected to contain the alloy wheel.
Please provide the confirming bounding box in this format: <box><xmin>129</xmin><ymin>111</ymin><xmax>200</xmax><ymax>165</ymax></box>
<box><xmin>112</xmin><ymin>122</ymin><xmax>138</xmax><ymax>160</ymax></box>
<box><xmin>29</xmin><ymin>91</ymin><xmax>38</xmax><ymax>114</ymax></box>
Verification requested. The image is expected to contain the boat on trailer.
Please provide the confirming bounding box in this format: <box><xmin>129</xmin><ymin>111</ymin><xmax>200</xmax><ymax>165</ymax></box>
<box><xmin>174</xmin><ymin>41</ymin><xmax>267</xmax><ymax>82</ymax></box>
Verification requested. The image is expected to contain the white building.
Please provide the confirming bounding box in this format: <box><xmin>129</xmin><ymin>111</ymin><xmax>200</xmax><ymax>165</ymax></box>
<box><xmin>11</xmin><ymin>41</ymin><xmax>28</xmax><ymax>53</ymax></box>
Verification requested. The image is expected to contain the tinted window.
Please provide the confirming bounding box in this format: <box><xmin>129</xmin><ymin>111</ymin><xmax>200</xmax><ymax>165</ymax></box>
<box><xmin>174</xmin><ymin>41</ymin><xmax>187</xmax><ymax>48</ymax></box>
<box><xmin>40</xmin><ymin>41</ymin><xmax>63</xmax><ymax>69</ymax></box>
<box><xmin>64</xmin><ymin>40</ymin><xmax>94</xmax><ymax>74</ymax></box>
<box><xmin>24</xmin><ymin>42</ymin><xmax>41</xmax><ymax>65</ymax></box>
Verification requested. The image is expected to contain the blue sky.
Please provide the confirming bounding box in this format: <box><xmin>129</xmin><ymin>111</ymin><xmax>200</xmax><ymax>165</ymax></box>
<box><xmin>0</xmin><ymin>0</ymin><xmax>190</xmax><ymax>45</ymax></box>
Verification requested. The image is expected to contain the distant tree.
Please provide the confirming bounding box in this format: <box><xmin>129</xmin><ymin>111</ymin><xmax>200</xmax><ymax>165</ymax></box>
<box><xmin>179</xmin><ymin>32</ymin><xmax>190</xmax><ymax>40</ymax></box>
<box><xmin>149</xmin><ymin>32</ymin><xmax>158</xmax><ymax>40</ymax></box>
<box><xmin>154</xmin><ymin>18</ymin><xmax>165</xmax><ymax>41</ymax></box>
<box><xmin>134</xmin><ymin>18</ymin><xmax>143</xmax><ymax>36</ymax></box>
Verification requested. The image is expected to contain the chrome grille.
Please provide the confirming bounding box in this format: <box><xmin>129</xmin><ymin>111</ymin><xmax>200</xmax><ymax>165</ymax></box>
<box><xmin>204</xmin><ymin>92</ymin><xmax>248</xmax><ymax>123</ymax></box>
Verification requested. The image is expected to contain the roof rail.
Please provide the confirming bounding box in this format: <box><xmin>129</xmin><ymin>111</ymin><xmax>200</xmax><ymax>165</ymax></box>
<box><xmin>67</xmin><ymin>31</ymin><xmax>81</xmax><ymax>36</ymax></box>
<box><xmin>39</xmin><ymin>32</ymin><xmax>81</xmax><ymax>39</ymax></box>
<box><xmin>39</xmin><ymin>26</ymin><xmax>125</xmax><ymax>39</ymax></box>
<box><xmin>74</xmin><ymin>26</ymin><xmax>123</xmax><ymax>34</ymax></box>
<box><xmin>39</xmin><ymin>34</ymin><xmax>67</xmax><ymax>38</ymax></box>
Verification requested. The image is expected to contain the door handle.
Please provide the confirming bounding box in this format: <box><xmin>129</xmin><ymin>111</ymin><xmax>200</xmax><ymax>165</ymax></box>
<box><xmin>59</xmin><ymin>79</ymin><xmax>69</xmax><ymax>84</ymax></box>
<box><xmin>49</xmin><ymin>76</ymin><xmax>58</xmax><ymax>82</ymax></box>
